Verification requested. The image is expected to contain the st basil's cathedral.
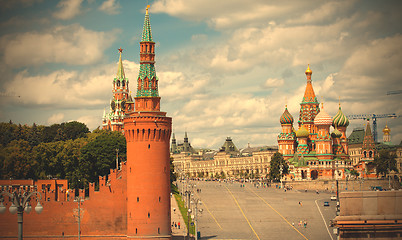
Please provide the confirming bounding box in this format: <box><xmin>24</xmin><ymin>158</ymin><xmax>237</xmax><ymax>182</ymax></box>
<box><xmin>278</xmin><ymin>65</ymin><xmax>352</xmax><ymax>180</ymax></box>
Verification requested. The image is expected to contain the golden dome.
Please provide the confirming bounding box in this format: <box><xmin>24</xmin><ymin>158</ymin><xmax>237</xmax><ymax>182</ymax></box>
<box><xmin>383</xmin><ymin>124</ymin><xmax>391</xmax><ymax>134</ymax></box>
<box><xmin>305</xmin><ymin>64</ymin><xmax>312</xmax><ymax>75</ymax></box>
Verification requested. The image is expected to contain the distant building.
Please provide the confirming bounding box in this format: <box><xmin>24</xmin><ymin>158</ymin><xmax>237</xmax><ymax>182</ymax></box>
<box><xmin>171</xmin><ymin>132</ymin><xmax>195</xmax><ymax>154</ymax></box>
<box><xmin>171</xmin><ymin>133</ymin><xmax>277</xmax><ymax>178</ymax></box>
<box><xmin>278</xmin><ymin>65</ymin><xmax>351</xmax><ymax>180</ymax></box>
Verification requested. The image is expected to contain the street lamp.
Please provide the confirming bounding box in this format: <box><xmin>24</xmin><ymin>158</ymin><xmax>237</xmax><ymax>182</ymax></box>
<box><xmin>190</xmin><ymin>198</ymin><xmax>202</xmax><ymax>240</ymax></box>
<box><xmin>184</xmin><ymin>190</ymin><xmax>191</xmax><ymax>240</ymax></box>
<box><xmin>0</xmin><ymin>188</ymin><xmax>43</xmax><ymax>240</ymax></box>
<box><xmin>279</xmin><ymin>163</ymin><xmax>283</xmax><ymax>189</ymax></box>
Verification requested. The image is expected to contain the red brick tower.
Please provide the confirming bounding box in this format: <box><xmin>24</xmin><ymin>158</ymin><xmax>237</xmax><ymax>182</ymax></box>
<box><xmin>123</xmin><ymin>6</ymin><xmax>172</xmax><ymax>239</ymax></box>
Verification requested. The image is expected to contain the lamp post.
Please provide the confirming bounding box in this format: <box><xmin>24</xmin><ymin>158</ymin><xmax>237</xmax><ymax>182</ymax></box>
<box><xmin>335</xmin><ymin>161</ymin><xmax>340</xmax><ymax>216</ymax></box>
<box><xmin>184</xmin><ymin>190</ymin><xmax>191</xmax><ymax>240</ymax></box>
<box><xmin>75</xmin><ymin>197</ymin><xmax>84</xmax><ymax>240</ymax></box>
<box><xmin>279</xmin><ymin>163</ymin><xmax>283</xmax><ymax>189</ymax></box>
<box><xmin>190</xmin><ymin>198</ymin><xmax>202</xmax><ymax>240</ymax></box>
<box><xmin>0</xmin><ymin>188</ymin><xmax>43</xmax><ymax>240</ymax></box>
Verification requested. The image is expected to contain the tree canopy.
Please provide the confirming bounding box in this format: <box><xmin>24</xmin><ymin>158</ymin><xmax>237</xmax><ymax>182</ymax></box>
<box><xmin>0</xmin><ymin>121</ymin><xmax>125</xmax><ymax>190</ymax></box>
<box><xmin>269</xmin><ymin>152</ymin><xmax>289</xmax><ymax>181</ymax></box>
<box><xmin>374</xmin><ymin>149</ymin><xmax>398</xmax><ymax>177</ymax></box>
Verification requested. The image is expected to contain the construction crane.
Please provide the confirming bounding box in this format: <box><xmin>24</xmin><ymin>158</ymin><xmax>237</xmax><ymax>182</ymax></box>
<box><xmin>347</xmin><ymin>113</ymin><xmax>398</xmax><ymax>143</ymax></box>
<box><xmin>387</xmin><ymin>90</ymin><xmax>402</xmax><ymax>95</ymax></box>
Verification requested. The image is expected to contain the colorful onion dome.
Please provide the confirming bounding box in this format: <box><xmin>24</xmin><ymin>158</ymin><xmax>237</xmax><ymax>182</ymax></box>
<box><xmin>280</xmin><ymin>107</ymin><xmax>294</xmax><ymax>124</ymax></box>
<box><xmin>332</xmin><ymin>105</ymin><xmax>349</xmax><ymax>127</ymax></box>
<box><xmin>296</xmin><ymin>125</ymin><xmax>309</xmax><ymax>138</ymax></box>
<box><xmin>331</xmin><ymin>128</ymin><xmax>342</xmax><ymax>138</ymax></box>
<box><xmin>314</xmin><ymin>104</ymin><xmax>332</xmax><ymax>125</ymax></box>
<box><xmin>382</xmin><ymin>124</ymin><xmax>390</xmax><ymax>134</ymax></box>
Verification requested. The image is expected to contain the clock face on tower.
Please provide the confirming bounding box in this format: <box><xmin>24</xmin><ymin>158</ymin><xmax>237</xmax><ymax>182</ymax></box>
<box><xmin>121</xmin><ymin>100</ymin><xmax>126</xmax><ymax>110</ymax></box>
<box><xmin>111</xmin><ymin>101</ymin><xmax>116</xmax><ymax>111</ymax></box>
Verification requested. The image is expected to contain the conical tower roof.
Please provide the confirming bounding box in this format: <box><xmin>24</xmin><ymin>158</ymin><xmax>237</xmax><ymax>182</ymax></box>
<box><xmin>142</xmin><ymin>5</ymin><xmax>153</xmax><ymax>42</ymax></box>
<box><xmin>302</xmin><ymin>64</ymin><xmax>318</xmax><ymax>104</ymax></box>
<box><xmin>116</xmin><ymin>48</ymin><xmax>125</xmax><ymax>80</ymax></box>
<box><xmin>362</xmin><ymin>118</ymin><xmax>376</xmax><ymax>149</ymax></box>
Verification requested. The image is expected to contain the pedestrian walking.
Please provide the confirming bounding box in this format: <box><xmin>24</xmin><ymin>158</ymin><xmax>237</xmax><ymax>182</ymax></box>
<box><xmin>304</xmin><ymin>221</ymin><xmax>307</xmax><ymax>228</ymax></box>
<box><xmin>178</xmin><ymin>221</ymin><xmax>180</xmax><ymax>229</ymax></box>
<box><xmin>173</xmin><ymin>207</ymin><xmax>176</xmax><ymax>213</ymax></box>
<box><xmin>175</xmin><ymin>223</ymin><xmax>177</xmax><ymax>228</ymax></box>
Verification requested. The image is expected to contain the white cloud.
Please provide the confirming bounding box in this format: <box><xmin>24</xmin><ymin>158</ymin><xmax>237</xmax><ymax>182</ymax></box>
<box><xmin>2</xmin><ymin>24</ymin><xmax>119</xmax><ymax>67</ymax></box>
<box><xmin>53</xmin><ymin>0</ymin><xmax>83</xmax><ymax>20</ymax></box>
<box><xmin>151</xmin><ymin>0</ymin><xmax>309</xmax><ymax>29</ymax></box>
<box><xmin>262</xmin><ymin>78</ymin><xmax>284</xmax><ymax>88</ymax></box>
<box><xmin>75</xmin><ymin>115</ymin><xmax>100</xmax><ymax>130</ymax></box>
<box><xmin>98</xmin><ymin>0</ymin><xmax>121</xmax><ymax>15</ymax></box>
<box><xmin>3</xmin><ymin>59</ymin><xmax>139</xmax><ymax>108</ymax></box>
<box><xmin>48</xmin><ymin>113</ymin><xmax>65</xmax><ymax>124</ymax></box>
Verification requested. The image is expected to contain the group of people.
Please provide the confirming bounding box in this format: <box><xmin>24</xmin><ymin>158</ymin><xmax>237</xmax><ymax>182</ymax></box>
<box><xmin>172</xmin><ymin>221</ymin><xmax>181</xmax><ymax>229</ymax></box>
<box><xmin>292</xmin><ymin>220</ymin><xmax>308</xmax><ymax>228</ymax></box>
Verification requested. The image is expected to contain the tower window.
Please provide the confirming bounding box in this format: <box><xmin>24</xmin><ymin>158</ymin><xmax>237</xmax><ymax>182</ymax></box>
<box><xmin>148</xmin><ymin>144</ymin><xmax>150</xmax><ymax>149</ymax></box>
<box><xmin>159</xmin><ymin>196</ymin><xmax>161</xmax><ymax>202</ymax></box>
<box><xmin>137</xmin><ymin>197</ymin><xmax>139</xmax><ymax>202</ymax></box>
<box><xmin>158</xmin><ymin>228</ymin><xmax>160</xmax><ymax>234</ymax></box>
<box><xmin>148</xmin><ymin>212</ymin><xmax>150</xmax><ymax>218</ymax></box>
<box><xmin>136</xmin><ymin>228</ymin><xmax>137</xmax><ymax>234</ymax></box>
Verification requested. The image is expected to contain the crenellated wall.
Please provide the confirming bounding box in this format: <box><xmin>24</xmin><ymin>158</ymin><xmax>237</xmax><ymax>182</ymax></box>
<box><xmin>0</xmin><ymin>164</ymin><xmax>127</xmax><ymax>239</ymax></box>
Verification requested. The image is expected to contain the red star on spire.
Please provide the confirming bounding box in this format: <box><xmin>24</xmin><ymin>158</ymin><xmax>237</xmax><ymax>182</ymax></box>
<box><xmin>118</xmin><ymin>48</ymin><xmax>123</xmax><ymax>53</ymax></box>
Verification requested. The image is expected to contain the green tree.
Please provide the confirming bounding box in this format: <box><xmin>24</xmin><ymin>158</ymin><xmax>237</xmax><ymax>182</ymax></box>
<box><xmin>62</xmin><ymin>121</ymin><xmax>89</xmax><ymax>140</ymax></box>
<box><xmin>0</xmin><ymin>140</ymin><xmax>35</xmax><ymax>179</ymax></box>
<box><xmin>350</xmin><ymin>169</ymin><xmax>360</xmax><ymax>178</ymax></box>
<box><xmin>0</xmin><ymin>122</ymin><xmax>17</xmax><ymax>146</ymax></box>
<box><xmin>374</xmin><ymin>149</ymin><xmax>397</xmax><ymax>177</ymax></box>
<box><xmin>170</xmin><ymin>157</ymin><xmax>177</xmax><ymax>184</ymax></box>
<box><xmin>79</xmin><ymin>130</ymin><xmax>126</xmax><ymax>188</ymax></box>
<box><xmin>269</xmin><ymin>152</ymin><xmax>289</xmax><ymax>181</ymax></box>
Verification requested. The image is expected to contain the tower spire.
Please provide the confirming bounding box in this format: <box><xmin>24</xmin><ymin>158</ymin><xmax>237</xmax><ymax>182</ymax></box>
<box><xmin>135</xmin><ymin>5</ymin><xmax>160</xmax><ymax>111</ymax></box>
<box><xmin>142</xmin><ymin>5</ymin><xmax>153</xmax><ymax>42</ymax></box>
<box><xmin>116</xmin><ymin>48</ymin><xmax>125</xmax><ymax>80</ymax></box>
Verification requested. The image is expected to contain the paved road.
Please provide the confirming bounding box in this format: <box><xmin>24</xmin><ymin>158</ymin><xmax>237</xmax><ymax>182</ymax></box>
<box><xmin>178</xmin><ymin>180</ymin><xmax>338</xmax><ymax>240</ymax></box>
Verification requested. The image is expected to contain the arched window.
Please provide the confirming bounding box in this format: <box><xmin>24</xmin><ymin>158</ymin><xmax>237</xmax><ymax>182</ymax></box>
<box><xmin>369</xmin><ymin>151</ymin><xmax>373</xmax><ymax>158</ymax></box>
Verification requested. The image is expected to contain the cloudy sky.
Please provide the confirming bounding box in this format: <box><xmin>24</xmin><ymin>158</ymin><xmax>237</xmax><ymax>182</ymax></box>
<box><xmin>0</xmin><ymin>0</ymin><xmax>401</xmax><ymax>149</ymax></box>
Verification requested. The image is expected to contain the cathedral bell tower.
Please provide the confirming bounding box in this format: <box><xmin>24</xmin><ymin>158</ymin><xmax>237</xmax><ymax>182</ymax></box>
<box><xmin>124</xmin><ymin>6</ymin><xmax>172</xmax><ymax>239</ymax></box>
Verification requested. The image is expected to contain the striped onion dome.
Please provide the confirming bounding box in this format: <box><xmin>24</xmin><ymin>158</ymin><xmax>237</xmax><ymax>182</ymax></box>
<box><xmin>296</xmin><ymin>125</ymin><xmax>309</xmax><ymax>138</ymax></box>
<box><xmin>332</xmin><ymin>106</ymin><xmax>349</xmax><ymax>127</ymax></box>
<box><xmin>280</xmin><ymin>107</ymin><xmax>294</xmax><ymax>124</ymax></box>
<box><xmin>314</xmin><ymin>105</ymin><xmax>332</xmax><ymax>125</ymax></box>
<box><xmin>331</xmin><ymin>128</ymin><xmax>342</xmax><ymax>138</ymax></box>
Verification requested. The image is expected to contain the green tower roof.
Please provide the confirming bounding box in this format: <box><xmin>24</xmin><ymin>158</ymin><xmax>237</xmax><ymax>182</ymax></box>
<box><xmin>116</xmin><ymin>48</ymin><xmax>125</xmax><ymax>80</ymax></box>
<box><xmin>142</xmin><ymin>6</ymin><xmax>153</xmax><ymax>42</ymax></box>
